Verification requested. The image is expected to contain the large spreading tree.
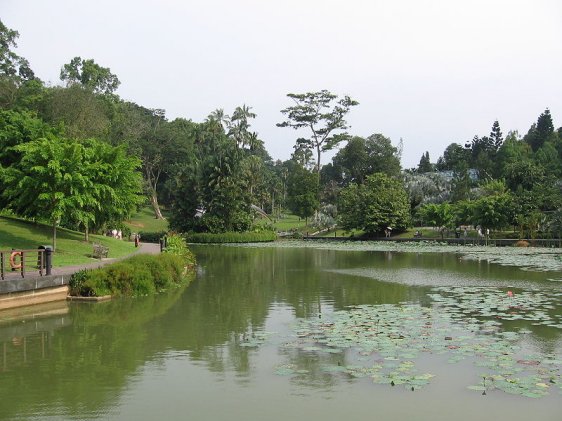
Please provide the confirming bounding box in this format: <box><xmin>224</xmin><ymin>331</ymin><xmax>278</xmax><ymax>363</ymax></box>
<box><xmin>277</xmin><ymin>90</ymin><xmax>358</xmax><ymax>174</ymax></box>
<box><xmin>338</xmin><ymin>173</ymin><xmax>410</xmax><ymax>235</ymax></box>
<box><xmin>0</xmin><ymin>135</ymin><xmax>142</xmax><ymax>249</ymax></box>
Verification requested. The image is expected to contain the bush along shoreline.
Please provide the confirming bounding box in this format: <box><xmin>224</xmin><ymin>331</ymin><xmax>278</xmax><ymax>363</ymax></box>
<box><xmin>69</xmin><ymin>234</ymin><xmax>196</xmax><ymax>298</ymax></box>
<box><xmin>185</xmin><ymin>231</ymin><xmax>277</xmax><ymax>243</ymax></box>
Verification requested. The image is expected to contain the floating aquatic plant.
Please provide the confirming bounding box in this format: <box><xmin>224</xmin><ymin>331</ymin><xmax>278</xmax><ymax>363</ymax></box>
<box><xmin>233</xmin><ymin>240</ymin><xmax>562</xmax><ymax>272</ymax></box>
<box><xmin>272</xmin><ymin>287</ymin><xmax>562</xmax><ymax>398</ymax></box>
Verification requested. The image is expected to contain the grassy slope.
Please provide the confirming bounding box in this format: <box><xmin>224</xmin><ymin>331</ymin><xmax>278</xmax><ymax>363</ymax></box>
<box><xmin>124</xmin><ymin>206</ymin><xmax>169</xmax><ymax>232</ymax></box>
<box><xmin>271</xmin><ymin>214</ymin><xmax>309</xmax><ymax>231</ymax></box>
<box><xmin>0</xmin><ymin>216</ymin><xmax>136</xmax><ymax>267</ymax></box>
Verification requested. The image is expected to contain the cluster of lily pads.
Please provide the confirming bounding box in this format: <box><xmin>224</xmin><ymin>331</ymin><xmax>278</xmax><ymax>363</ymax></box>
<box><xmin>428</xmin><ymin>286</ymin><xmax>562</xmax><ymax>328</ymax></box>
<box><xmin>235</xmin><ymin>240</ymin><xmax>562</xmax><ymax>272</ymax></box>
<box><xmin>270</xmin><ymin>287</ymin><xmax>562</xmax><ymax>398</ymax></box>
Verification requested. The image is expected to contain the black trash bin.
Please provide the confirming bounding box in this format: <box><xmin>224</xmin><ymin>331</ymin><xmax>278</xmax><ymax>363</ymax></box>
<box><xmin>38</xmin><ymin>245</ymin><xmax>52</xmax><ymax>274</ymax></box>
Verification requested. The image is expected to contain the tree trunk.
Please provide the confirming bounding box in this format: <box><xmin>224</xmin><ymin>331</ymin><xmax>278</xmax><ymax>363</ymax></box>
<box><xmin>84</xmin><ymin>223</ymin><xmax>89</xmax><ymax>242</ymax></box>
<box><xmin>52</xmin><ymin>220</ymin><xmax>57</xmax><ymax>252</ymax></box>
<box><xmin>151</xmin><ymin>190</ymin><xmax>164</xmax><ymax>220</ymax></box>
<box><xmin>316</xmin><ymin>145</ymin><xmax>321</xmax><ymax>174</ymax></box>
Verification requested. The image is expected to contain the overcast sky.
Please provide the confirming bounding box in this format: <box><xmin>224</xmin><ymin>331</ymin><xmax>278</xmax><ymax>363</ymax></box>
<box><xmin>3</xmin><ymin>0</ymin><xmax>562</xmax><ymax>168</ymax></box>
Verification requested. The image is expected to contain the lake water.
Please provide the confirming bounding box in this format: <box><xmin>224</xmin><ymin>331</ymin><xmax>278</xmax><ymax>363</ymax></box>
<box><xmin>0</xmin><ymin>244</ymin><xmax>561</xmax><ymax>420</ymax></box>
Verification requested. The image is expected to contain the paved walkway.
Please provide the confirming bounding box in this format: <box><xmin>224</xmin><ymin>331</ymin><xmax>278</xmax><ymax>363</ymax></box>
<box><xmin>50</xmin><ymin>242</ymin><xmax>161</xmax><ymax>277</ymax></box>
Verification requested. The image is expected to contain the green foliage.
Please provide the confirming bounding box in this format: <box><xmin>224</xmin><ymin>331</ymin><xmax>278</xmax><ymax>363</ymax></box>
<box><xmin>42</xmin><ymin>85</ymin><xmax>112</xmax><ymax>139</ymax></box>
<box><xmin>0</xmin><ymin>134</ymin><xmax>143</xmax><ymax>248</ymax></box>
<box><xmin>436</xmin><ymin>143</ymin><xmax>468</xmax><ymax>172</ymax></box>
<box><xmin>124</xmin><ymin>206</ymin><xmax>169</xmax><ymax>232</ymax></box>
<box><xmin>450</xmin><ymin>164</ymin><xmax>473</xmax><ymax>202</ymax></box>
<box><xmin>338</xmin><ymin>173</ymin><xmax>411</xmax><ymax>234</ymax></box>
<box><xmin>453</xmin><ymin>200</ymin><xmax>475</xmax><ymax>227</ymax></box>
<box><xmin>68</xmin><ymin>253</ymin><xmax>191</xmax><ymax>297</ymax></box>
<box><xmin>287</xmin><ymin>165</ymin><xmax>319</xmax><ymax>221</ymax></box>
<box><xmin>0</xmin><ymin>215</ymin><xmax>135</xmax><ymax>267</ymax></box>
<box><xmin>277</xmin><ymin>90</ymin><xmax>358</xmax><ymax>172</ymax></box>
<box><xmin>330</xmin><ymin>134</ymin><xmax>402</xmax><ymax>185</ymax></box>
<box><xmin>0</xmin><ymin>19</ymin><xmax>34</xmax><ymax>81</ymax></box>
<box><xmin>60</xmin><ymin>56</ymin><xmax>120</xmax><ymax>95</ymax></box>
<box><xmin>185</xmin><ymin>231</ymin><xmax>277</xmax><ymax>243</ymax></box>
<box><xmin>0</xmin><ymin>109</ymin><xmax>57</xmax><ymax>208</ymax></box>
<box><xmin>417</xmin><ymin>151</ymin><xmax>433</xmax><ymax>173</ymax></box>
<box><xmin>526</xmin><ymin>109</ymin><xmax>554</xmax><ymax>152</ymax></box>
<box><xmin>419</xmin><ymin>203</ymin><xmax>456</xmax><ymax>236</ymax></box>
<box><xmin>471</xmin><ymin>193</ymin><xmax>514</xmax><ymax>232</ymax></box>
<box><xmin>504</xmin><ymin>160</ymin><xmax>544</xmax><ymax>191</ymax></box>
<box><xmin>138</xmin><ymin>230</ymin><xmax>167</xmax><ymax>243</ymax></box>
<box><xmin>163</xmin><ymin>233</ymin><xmax>196</xmax><ymax>268</ymax></box>
<box><xmin>167</xmin><ymin>117</ymin><xmax>261</xmax><ymax>233</ymax></box>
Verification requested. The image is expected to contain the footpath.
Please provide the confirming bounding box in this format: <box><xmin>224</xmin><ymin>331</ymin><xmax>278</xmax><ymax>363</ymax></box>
<box><xmin>0</xmin><ymin>242</ymin><xmax>161</xmax><ymax>310</ymax></box>
<box><xmin>49</xmin><ymin>242</ymin><xmax>161</xmax><ymax>277</ymax></box>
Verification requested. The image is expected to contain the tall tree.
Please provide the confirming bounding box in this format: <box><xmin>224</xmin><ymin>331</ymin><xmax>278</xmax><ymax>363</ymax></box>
<box><xmin>417</xmin><ymin>151</ymin><xmax>432</xmax><ymax>173</ymax></box>
<box><xmin>77</xmin><ymin>139</ymin><xmax>143</xmax><ymax>241</ymax></box>
<box><xmin>418</xmin><ymin>203</ymin><xmax>455</xmax><ymax>239</ymax></box>
<box><xmin>286</xmin><ymin>164</ymin><xmax>319</xmax><ymax>225</ymax></box>
<box><xmin>338</xmin><ymin>173</ymin><xmax>410</xmax><ymax>234</ymax></box>
<box><xmin>0</xmin><ymin>19</ymin><xmax>35</xmax><ymax>81</ymax></box>
<box><xmin>436</xmin><ymin>143</ymin><xmax>467</xmax><ymax>171</ymax></box>
<box><xmin>0</xmin><ymin>20</ymin><xmax>39</xmax><ymax>110</ymax></box>
<box><xmin>60</xmin><ymin>56</ymin><xmax>120</xmax><ymax>95</ymax></box>
<box><xmin>41</xmin><ymin>85</ymin><xmax>111</xmax><ymax>139</ymax></box>
<box><xmin>331</xmin><ymin>133</ymin><xmax>401</xmax><ymax>185</ymax></box>
<box><xmin>228</xmin><ymin>104</ymin><xmax>257</xmax><ymax>149</ymax></box>
<box><xmin>0</xmin><ymin>110</ymin><xmax>57</xmax><ymax>208</ymax></box>
<box><xmin>277</xmin><ymin>90</ymin><xmax>358</xmax><ymax>173</ymax></box>
<box><xmin>0</xmin><ymin>135</ymin><xmax>142</xmax><ymax>248</ymax></box>
<box><xmin>489</xmin><ymin>120</ymin><xmax>503</xmax><ymax>151</ymax></box>
<box><xmin>525</xmin><ymin>109</ymin><xmax>554</xmax><ymax>152</ymax></box>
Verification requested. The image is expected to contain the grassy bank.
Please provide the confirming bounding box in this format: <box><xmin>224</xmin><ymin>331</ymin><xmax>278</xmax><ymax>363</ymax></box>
<box><xmin>69</xmin><ymin>253</ymin><xmax>194</xmax><ymax>297</ymax></box>
<box><xmin>69</xmin><ymin>234</ymin><xmax>196</xmax><ymax>297</ymax></box>
<box><xmin>0</xmin><ymin>215</ymin><xmax>135</xmax><ymax>267</ymax></box>
<box><xmin>124</xmin><ymin>206</ymin><xmax>169</xmax><ymax>233</ymax></box>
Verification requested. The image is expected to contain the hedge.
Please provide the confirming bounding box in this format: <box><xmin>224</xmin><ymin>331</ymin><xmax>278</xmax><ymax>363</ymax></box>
<box><xmin>137</xmin><ymin>230</ymin><xmax>167</xmax><ymax>243</ymax></box>
<box><xmin>185</xmin><ymin>231</ymin><xmax>277</xmax><ymax>243</ymax></box>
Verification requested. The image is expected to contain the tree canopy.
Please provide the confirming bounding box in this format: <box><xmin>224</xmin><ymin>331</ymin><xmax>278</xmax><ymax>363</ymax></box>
<box><xmin>338</xmin><ymin>173</ymin><xmax>410</xmax><ymax>234</ymax></box>
<box><xmin>277</xmin><ymin>90</ymin><xmax>358</xmax><ymax>173</ymax></box>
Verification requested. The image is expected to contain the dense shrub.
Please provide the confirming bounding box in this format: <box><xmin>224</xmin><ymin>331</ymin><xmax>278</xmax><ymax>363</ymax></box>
<box><xmin>185</xmin><ymin>231</ymin><xmax>277</xmax><ymax>243</ymax></box>
<box><xmin>69</xmin><ymin>252</ymin><xmax>194</xmax><ymax>297</ymax></box>
<box><xmin>137</xmin><ymin>230</ymin><xmax>167</xmax><ymax>243</ymax></box>
<box><xmin>163</xmin><ymin>233</ymin><xmax>196</xmax><ymax>268</ymax></box>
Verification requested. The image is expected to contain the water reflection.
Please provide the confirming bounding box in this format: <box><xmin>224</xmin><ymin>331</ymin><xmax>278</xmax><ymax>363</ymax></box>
<box><xmin>0</xmin><ymin>246</ymin><xmax>560</xmax><ymax>420</ymax></box>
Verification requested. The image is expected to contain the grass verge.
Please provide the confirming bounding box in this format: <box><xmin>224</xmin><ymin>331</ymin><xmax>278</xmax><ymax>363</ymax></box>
<box><xmin>0</xmin><ymin>215</ymin><xmax>136</xmax><ymax>267</ymax></box>
<box><xmin>69</xmin><ymin>234</ymin><xmax>196</xmax><ymax>297</ymax></box>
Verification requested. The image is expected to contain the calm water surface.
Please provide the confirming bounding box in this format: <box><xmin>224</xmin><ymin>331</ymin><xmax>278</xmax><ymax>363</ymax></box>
<box><xmin>0</xmin><ymin>245</ymin><xmax>560</xmax><ymax>420</ymax></box>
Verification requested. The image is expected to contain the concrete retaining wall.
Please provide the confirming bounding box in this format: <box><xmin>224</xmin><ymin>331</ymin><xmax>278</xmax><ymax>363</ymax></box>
<box><xmin>0</xmin><ymin>274</ymin><xmax>69</xmax><ymax>311</ymax></box>
<box><xmin>0</xmin><ymin>285</ymin><xmax>69</xmax><ymax>311</ymax></box>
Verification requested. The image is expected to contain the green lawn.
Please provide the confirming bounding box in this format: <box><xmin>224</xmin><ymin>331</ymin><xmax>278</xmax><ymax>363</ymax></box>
<box><xmin>316</xmin><ymin>228</ymin><xmax>364</xmax><ymax>238</ymax></box>
<box><xmin>124</xmin><ymin>206</ymin><xmax>169</xmax><ymax>232</ymax></box>
<box><xmin>271</xmin><ymin>213</ymin><xmax>308</xmax><ymax>232</ymax></box>
<box><xmin>0</xmin><ymin>215</ymin><xmax>136</xmax><ymax>267</ymax></box>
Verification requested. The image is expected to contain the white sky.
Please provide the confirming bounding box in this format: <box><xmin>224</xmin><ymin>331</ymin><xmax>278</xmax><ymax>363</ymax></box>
<box><xmin>3</xmin><ymin>0</ymin><xmax>562</xmax><ymax>168</ymax></box>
